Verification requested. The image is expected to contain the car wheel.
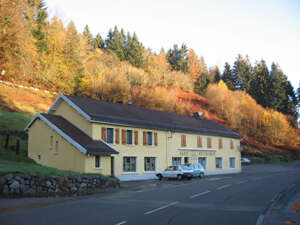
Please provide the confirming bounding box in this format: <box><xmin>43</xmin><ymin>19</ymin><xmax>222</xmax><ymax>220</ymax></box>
<box><xmin>177</xmin><ymin>174</ymin><xmax>183</xmax><ymax>180</ymax></box>
<box><xmin>157</xmin><ymin>174</ymin><xmax>163</xmax><ymax>181</ymax></box>
<box><xmin>199</xmin><ymin>173</ymin><xmax>204</xmax><ymax>179</ymax></box>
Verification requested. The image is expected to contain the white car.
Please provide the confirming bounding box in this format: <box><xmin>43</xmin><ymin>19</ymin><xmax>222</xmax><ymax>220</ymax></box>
<box><xmin>187</xmin><ymin>163</ymin><xmax>205</xmax><ymax>178</ymax></box>
<box><xmin>241</xmin><ymin>157</ymin><xmax>251</xmax><ymax>165</ymax></box>
<box><xmin>156</xmin><ymin>165</ymin><xmax>193</xmax><ymax>180</ymax></box>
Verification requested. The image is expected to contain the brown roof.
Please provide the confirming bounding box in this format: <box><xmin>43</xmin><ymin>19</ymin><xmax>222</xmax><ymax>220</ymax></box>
<box><xmin>41</xmin><ymin>114</ymin><xmax>118</xmax><ymax>155</ymax></box>
<box><xmin>63</xmin><ymin>95</ymin><xmax>242</xmax><ymax>139</ymax></box>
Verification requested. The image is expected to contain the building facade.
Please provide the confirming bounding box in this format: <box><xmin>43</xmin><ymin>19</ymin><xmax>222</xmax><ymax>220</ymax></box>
<box><xmin>25</xmin><ymin>94</ymin><xmax>242</xmax><ymax>181</ymax></box>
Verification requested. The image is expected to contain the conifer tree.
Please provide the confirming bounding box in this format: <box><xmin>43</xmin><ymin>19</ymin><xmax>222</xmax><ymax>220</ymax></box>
<box><xmin>249</xmin><ymin>60</ymin><xmax>271</xmax><ymax>108</ymax></box>
<box><xmin>167</xmin><ymin>44</ymin><xmax>188</xmax><ymax>73</ymax></box>
<box><xmin>222</xmin><ymin>62</ymin><xmax>235</xmax><ymax>90</ymax></box>
<box><xmin>126</xmin><ymin>32</ymin><xmax>146</xmax><ymax>68</ymax></box>
<box><xmin>94</xmin><ymin>33</ymin><xmax>104</xmax><ymax>49</ymax></box>
<box><xmin>83</xmin><ymin>25</ymin><xmax>94</xmax><ymax>47</ymax></box>
<box><xmin>232</xmin><ymin>54</ymin><xmax>253</xmax><ymax>91</ymax></box>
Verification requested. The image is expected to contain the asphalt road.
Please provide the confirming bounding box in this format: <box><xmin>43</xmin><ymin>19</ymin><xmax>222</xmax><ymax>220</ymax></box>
<box><xmin>1</xmin><ymin>163</ymin><xmax>300</xmax><ymax>225</ymax></box>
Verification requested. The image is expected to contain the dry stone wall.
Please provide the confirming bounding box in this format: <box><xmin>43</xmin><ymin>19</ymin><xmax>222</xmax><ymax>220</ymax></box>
<box><xmin>0</xmin><ymin>173</ymin><xmax>120</xmax><ymax>197</ymax></box>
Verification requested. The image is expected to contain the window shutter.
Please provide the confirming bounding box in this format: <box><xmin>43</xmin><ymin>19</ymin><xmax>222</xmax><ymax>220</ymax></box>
<box><xmin>181</xmin><ymin>135</ymin><xmax>186</xmax><ymax>147</ymax></box>
<box><xmin>230</xmin><ymin>140</ymin><xmax>234</xmax><ymax>149</ymax></box>
<box><xmin>115</xmin><ymin>129</ymin><xmax>120</xmax><ymax>144</ymax></box>
<box><xmin>134</xmin><ymin>131</ymin><xmax>138</xmax><ymax>145</ymax></box>
<box><xmin>154</xmin><ymin>132</ymin><xmax>158</xmax><ymax>146</ymax></box>
<box><xmin>207</xmin><ymin>137</ymin><xmax>212</xmax><ymax>148</ymax></box>
<box><xmin>122</xmin><ymin>129</ymin><xmax>126</xmax><ymax>145</ymax></box>
<box><xmin>197</xmin><ymin>136</ymin><xmax>202</xmax><ymax>148</ymax></box>
<box><xmin>101</xmin><ymin>127</ymin><xmax>106</xmax><ymax>141</ymax></box>
<box><xmin>219</xmin><ymin>138</ymin><xmax>223</xmax><ymax>149</ymax></box>
<box><xmin>143</xmin><ymin>132</ymin><xmax>146</xmax><ymax>145</ymax></box>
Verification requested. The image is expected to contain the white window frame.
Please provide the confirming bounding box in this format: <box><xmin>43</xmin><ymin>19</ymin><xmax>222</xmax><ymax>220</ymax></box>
<box><xmin>215</xmin><ymin>157</ymin><xmax>223</xmax><ymax>169</ymax></box>
<box><xmin>123</xmin><ymin>156</ymin><xmax>137</xmax><ymax>172</ymax></box>
<box><xmin>95</xmin><ymin>155</ymin><xmax>101</xmax><ymax>169</ymax></box>
<box><xmin>106</xmin><ymin>128</ymin><xmax>114</xmax><ymax>144</ymax></box>
<box><xmin>198</xmin><ymin>157</ymin><xmax>207</xmax><ymax>169</ymax></box>
<box><xmin>126</xmin><ymin>129</ymin><xmax>133</xmax><ymax>145</ymax></box>
<box><xmin>229</xmin><ymin>157</ymin><xmax>236</xmax><ymax>168</ymax></box>
<box><xmin>146</xmin><ymin>131</ymin><xmax>153</xmax><ymax>146</ymax></box>
<box><xmin>144</xmin><ymin>157</ymin><xmax>156</xmax><ymax>172</ymax></box>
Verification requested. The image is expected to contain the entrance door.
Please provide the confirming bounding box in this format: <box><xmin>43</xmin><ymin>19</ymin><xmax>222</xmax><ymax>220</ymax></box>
<box><xmin>184</xmin><ymin>157</ymin><xmax>189</xmax><ymax>165</ymax></box>
<box><xmin>111</xmin><ymin>156</ymin><xmax>114</xmax><ymax>176</ymax></box>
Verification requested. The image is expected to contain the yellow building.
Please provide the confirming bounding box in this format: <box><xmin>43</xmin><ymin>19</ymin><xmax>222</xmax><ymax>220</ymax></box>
<box><xmin>25</xmin><ymin>94</ymin><xmax>242</xmax><ymax>181</ymax></box>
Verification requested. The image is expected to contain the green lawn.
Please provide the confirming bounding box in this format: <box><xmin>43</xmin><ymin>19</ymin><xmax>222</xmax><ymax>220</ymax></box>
<box><xmin>0</xmin><ymin>107</ymin><xmax>33</xmax><ymax>131</ymax></box>
<box><xmin>0</xmin><ymin>147</ymin><xmax>105</xmax><ymax>177</ymax></box>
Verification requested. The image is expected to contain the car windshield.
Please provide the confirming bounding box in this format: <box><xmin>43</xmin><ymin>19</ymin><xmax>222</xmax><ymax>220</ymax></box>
<box><xmin>181</xmin><ymin>165</ymin><xmax>190</xmax><ymax>170</ymax></box>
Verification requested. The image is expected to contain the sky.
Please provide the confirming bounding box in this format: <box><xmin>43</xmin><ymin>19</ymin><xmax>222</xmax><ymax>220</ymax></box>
<box><xmin>47</xmin><ymin>0</ymin><xmax>300</xmax><ymax>90</ymax></box>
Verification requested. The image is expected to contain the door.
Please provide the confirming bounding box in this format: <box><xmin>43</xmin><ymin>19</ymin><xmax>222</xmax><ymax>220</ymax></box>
<box><xmin>184</xmin><ymin>157</ymin><xmax>189</xmax><ymax>165</ymax></box>
<box><xmin>111</xmin><ymin>156</ymin><xmax>114</xmax><ymax>176</ymax></box>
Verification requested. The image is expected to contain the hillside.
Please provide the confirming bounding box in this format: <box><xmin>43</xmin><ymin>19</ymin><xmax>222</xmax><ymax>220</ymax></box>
<box><xmin>0</xmin><ymin>82</ymin><xmax>299</xmax><ymax>162</ymax></box>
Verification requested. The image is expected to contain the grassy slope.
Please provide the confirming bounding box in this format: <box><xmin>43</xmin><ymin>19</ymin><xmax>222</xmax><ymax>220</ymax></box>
<box><xmin>0</xmin><ymin>83</ymin><xmax>56</xmax><ymax>131</ymax></box>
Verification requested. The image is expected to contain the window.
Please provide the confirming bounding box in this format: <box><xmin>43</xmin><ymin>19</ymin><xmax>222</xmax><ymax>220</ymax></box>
<box><xmin>218</xmin><ymin>138</ymin><xmax>223</xmax><ymax>149</ymax></box>
<box><xmin>107</xmin><ymin>128</ymin><xmax>114</xmax><ymax>144</ymax></box>
<box><xmin>147</xmin><ymin>132</ymin><xmax>153</xmax><ymax>145</ymax></box>
<box><xmin>215</xmin><ymin>157</ymin><xmax>222</xmax><ymax>169</ymax></box>
<box><xmin>184</xmin><ymin>157</ymin><xmax>189</xmax><ymax>164</ymax></box>
<box><xmin>55</xmin><ymin>141</ymin><xmax>59</xmax><ymax>154</ymax></box>
<box><xmin>230</xmin><ymin>140</ymin><xmax>234</xmax><ymax>149</ymax></box>
<box><xmin>172</xmin><ymin>157</ymin><xmax>182</xmax><ymax>166</ymax></box>
<box><xmin>197</xmin><ymin>136</ymin><xmax>202</xmax><ymax>148</ymax></box>
<box><xmin>123</xmin><ymin>157</ymin><xmax>137</xmax><ymax>172</ymax></box>
<box><xmin>230</xmin><ymin>157</ymin><xmax>236</xmax><ymax>168</ymax></box>
<box><xmin>207</xmin><ymin>137</ymin><xmax>212</xmax><ymax>148</ymax></box>
<box><xmin>50</xmin><ymin>136</ymin><xmax>53</xmax><ymax>149</ymax></box>
<box><xmin>144</xmin><ymin>157</ymin><xmax>156</xmax><ymax>171</ymax></box>
<box><xmin>95</xmin><ymin>155</ymin><xmax>101</xmax><ymax>168</ymax></box>
<box><xmin>181</xmin><ymin>135</ymin><xmax>187</xmax><ymax>147</ymax></box>
<box><xmin>126</xmin><ymin>130</ymin><xmax>133</xmax><ymax>145</ymax></box>
<box><xmin>198</xmin><ymin>157</ymin><xmax>207</xmax><ymax>169</ymax></box>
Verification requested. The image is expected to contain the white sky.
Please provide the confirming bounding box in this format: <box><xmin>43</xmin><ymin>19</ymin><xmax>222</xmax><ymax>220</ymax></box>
<box><xmin>47</xmin><ymin>0</ymin><xmax>300</xmax><ymax>90</ymax></box>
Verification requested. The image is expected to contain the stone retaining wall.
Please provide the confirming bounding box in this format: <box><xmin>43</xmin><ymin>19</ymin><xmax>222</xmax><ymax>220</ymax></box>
<box><xmin>0</xmin><ymin>173</ymin><xmax>120</xmax><ymax>197</ymax></box>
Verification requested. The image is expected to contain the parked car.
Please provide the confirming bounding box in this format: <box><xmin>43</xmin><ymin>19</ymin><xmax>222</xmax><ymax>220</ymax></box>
<box><xmin>156</xmin><ymin>165</ymin><xmax>193</xmax><ymax>180</ymax></box>
<box><xmin>241</xmin><ymin>157</ymin><xmax>251</xmax><ymax>165</ymax></box>
<box><xmin>187</xmin><ymin>163</ymin><xmax>205</xmax><ymax>178</ymax></box>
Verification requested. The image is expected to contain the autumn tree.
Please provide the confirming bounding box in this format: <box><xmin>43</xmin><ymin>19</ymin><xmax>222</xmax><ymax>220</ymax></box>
<box><xmin>186</xmin><ymin>49</ymin><xmax>206</xmax><ymax>80</ymax></box>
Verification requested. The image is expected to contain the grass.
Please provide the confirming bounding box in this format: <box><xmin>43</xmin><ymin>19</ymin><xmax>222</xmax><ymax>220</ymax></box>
<box><xmin>0</xmin><ymin>107</ymin><xmax>33</xmax><ymax>131</ymax></box>
<box><xmin>0</xmin><ymin>147</ymin><xmax>106</xmax><ymax>178</ymax></box>
<box><xmin>248</xmin><ymin>153</ymin><xmax>298</xmax><ymax>164</ymax></box>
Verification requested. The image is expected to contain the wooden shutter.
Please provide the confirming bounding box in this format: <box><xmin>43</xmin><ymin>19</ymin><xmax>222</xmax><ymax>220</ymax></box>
<box><xmin>134</xmin><ymin>131</ymin><xmax>138</xmax><ymax>145</ymax></box>
<box><xmin>181</xmin><ymin>135</ymin><xmax>186</xmax><ymax>147</ymax></box>
<box><xmin>230</xmin><ymin>140</ymin><xmax>234</xmax><ymax>149</ymax></box>
<box><xmin>197</xmin><ymin>136</ymin><xmax>202</xmax><ymax>148</ymax></box>
<box><xmin>207</xmin><ymin>137</ymin><xmax>212</xmax><ymax>148</ymax></box>
<box><xmin>115</xmin><ymin>129</ymin><xmax>120</xmax><ymax>144</ymax></box>
<box><xmin>122</xmin><ymin>129</ymin><xmax>126</xmax><ymax>144</ymax></box>
<box><xmin>143</xmin><ymin>132</ymin><xmax>146</xmax><ymax>145</ymax></box>
<box><xmin>219</xmin><ymin>138</ymin><xmax>223</xmax><ymax>149</ymax></box>
<box><xmin>154</xmin><ymin>132</ymin><xmax>158</xmax><ymax>146</ymax></box>
<box><xmin>101</xmin><ymin>127</ymin><xmax>106</xmax><ymax>141</ymax></box>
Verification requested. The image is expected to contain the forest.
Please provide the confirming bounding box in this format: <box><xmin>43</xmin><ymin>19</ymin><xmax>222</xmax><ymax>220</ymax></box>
<box><xmin>0</xmin><ymin>0</ymin><xmax>299</xmax><ymax>149</ymax></box>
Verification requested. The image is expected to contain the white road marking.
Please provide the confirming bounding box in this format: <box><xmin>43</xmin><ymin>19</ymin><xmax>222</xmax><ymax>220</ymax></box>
<box><xmin>216</xmin><ymin>184</ymin><xmax>232</xmax><ymax>190</ymax></box>
<box><xmin>190</xmin><ymin>190</ymin><xmax>211</xmax><ymax>199</ymax></box>
<box><xmin>237</xmin><ymin>180</ymin><xmax>248</xmax><ymax>184</ymax></box>
<box><xmin>115</xmin><ymin>221</ymin><xmax>127</xmax><ymax>225</ymax></box>
<box><xmin>144</xmin><ymin>201</ymin><xmax>178</xmax><ymax>215</ymax></box>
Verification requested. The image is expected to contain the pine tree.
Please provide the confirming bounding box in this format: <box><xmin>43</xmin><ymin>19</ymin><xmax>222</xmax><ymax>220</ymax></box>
<box><xmin>32</xmin><ymin>0</ymin><xmax>48</xmax><ymax>53</ymax></box>
<box><xmin>94</xmin><ymin>33</ymin><xmax>104</xmax><ymax>49</ymax></box>
<box><xmin>249</xmin><ymin>60</ymin><xmax>271</xmax><ymax>108</ymax></box>
<box><xmin>194</xmin><ymin>72</ymin><xmax>210</xmax><ymax>95</ymax></box>
<box><xmin>222</xmin><ymin>62</ymin><xmax>235</xmax><ymax>90</ymax></box>
<box><xmin>83</xmin><ymin>25</ymin><xmax>94</xmax><ymax>47</ymax></box>
<box><xmin>105</xmin><ymin>25</ymin><xmax>126</xmax><ymax>60</ymax></box>
<box><xmin>126</xmin><ymin>32</ymin><xmax>146</xmax><ymax>68</ymax></box>
<box><xmin>166</xmin><ymin>44</ymin><xmax>188</xmax><ymax>73</ymax></box>
<box><xmin>232</xmin><ymin>54</ymin><xmax>253</xmax><ymax>91</ymax></box>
